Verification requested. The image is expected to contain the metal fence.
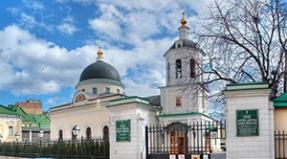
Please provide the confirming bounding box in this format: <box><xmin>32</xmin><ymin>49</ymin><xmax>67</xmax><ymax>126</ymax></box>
<box><xmin>145</xmin><ymin>121</ymin><xmax>226</xmax><ymax>159</ymax></box>
<box><xmin>0</xmin><ymin>138</ymin><xmax>109</xmax><ymax>158</ymax></box>
<box><xmin>275</xmin><ymin>131</ymin><xmax>287</xmax><ymax>159</ymax></box>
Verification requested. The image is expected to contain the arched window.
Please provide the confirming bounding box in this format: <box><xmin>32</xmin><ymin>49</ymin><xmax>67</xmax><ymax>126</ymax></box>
<box><xmin>167</xmin><ymin>63</ymin><xmax>170</xmax><ymax>81</ymax></box>
<box><xmin>103</xmin><ymin>126</ymin><xmax>109</xmax><ymax>142</ymax></box>
<box><xmin>190</xmin><ymin>59</ymin><xmax>196</xmax><ymax>78</ymax></box>
<box><xmin>58</xmin><ymin>129</ymin><xmax>63</xmax><ymax>141</ymax></box>
<box><xmin>176</xmin><ymin>59</ymin><xmax>182</xmax><ymax>78</ymax></box>
<box><xmin>86</xmin><ymin>127</ymin><xmax>92</xmax><ymax>140</ymax></box>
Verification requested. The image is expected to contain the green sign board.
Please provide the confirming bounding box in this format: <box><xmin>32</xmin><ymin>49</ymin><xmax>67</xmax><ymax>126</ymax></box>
<box><xmin>116</xmin><ymin>120</ymin><xmax>131</xmax><ymax>142</ymax></box>
<box><xmin>236</xmin><ymin>109</ymin><xmax>259</xmax><ymax>136</ymax></box>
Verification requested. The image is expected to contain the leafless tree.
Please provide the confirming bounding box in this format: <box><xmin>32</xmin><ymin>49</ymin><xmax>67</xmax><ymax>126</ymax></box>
<box><xmin>197</xmin><ymin>0</ymin><xmax>287</xmax><ymax>98</ymax></box>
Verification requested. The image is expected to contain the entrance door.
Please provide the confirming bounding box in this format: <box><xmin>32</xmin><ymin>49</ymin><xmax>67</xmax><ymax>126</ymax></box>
<box><xmin>170</xmin><ymin>131</ymin><xmax>188</xmax><ymax>154</ymax></box>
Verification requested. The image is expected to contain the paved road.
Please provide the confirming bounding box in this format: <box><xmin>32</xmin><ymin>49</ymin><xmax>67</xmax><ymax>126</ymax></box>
<box><xmin>211</xmin><ymin>152</ymin><xmax>226</xmax><ymax>159</ymax></box>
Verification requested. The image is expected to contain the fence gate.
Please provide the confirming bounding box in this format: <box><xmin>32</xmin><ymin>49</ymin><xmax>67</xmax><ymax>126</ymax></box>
<box><xmin>145</xmin><ymin>121</ymin><xmax>226</xmax><ymax>159</ymax></box>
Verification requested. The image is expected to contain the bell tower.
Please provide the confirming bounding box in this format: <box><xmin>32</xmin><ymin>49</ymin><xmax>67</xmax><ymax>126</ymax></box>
<box><xmin>159</xmin><ymin>13</ymin><xmax>208</xmax><ymax>119</ymax></box>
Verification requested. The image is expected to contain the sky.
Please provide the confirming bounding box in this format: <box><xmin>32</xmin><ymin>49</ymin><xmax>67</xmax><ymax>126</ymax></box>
<box><xmin>0</xmin><ymin>0</ymin><xmax>212</xmax><ymax>111</ymax></box>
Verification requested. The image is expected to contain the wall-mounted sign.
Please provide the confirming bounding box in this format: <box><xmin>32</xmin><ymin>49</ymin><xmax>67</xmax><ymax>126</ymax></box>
<box><xmin>236</xmin><ymin>109</ymin><xmax>259</xmax><ymax>136</ymax></box>
<box><xmin>191</xmin><ymin>155</ymin><xmax>200</xmax><ymax>159</ymax></box>
<box><xmin>116</xmin><ymin>119</ymin><xmax>130</xmax><ymax>142</ymax></box>
<box><xmin>178</xmin><ymin>154</ymin><xmax>185</xmax><ymax>159</ymax></box>
<box><xmin>169</xmin><ymin>155</ymin><xmax>176</xmax><ymax>159</ymax></box>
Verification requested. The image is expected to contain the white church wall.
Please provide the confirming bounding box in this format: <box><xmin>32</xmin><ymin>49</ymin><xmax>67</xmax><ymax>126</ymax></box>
<box><xmin>50</xmin><ymin>99</ymin><xmax>113</xmax><ymax>141</ymax></box>
<box><xmin>160</xmin><ymin>85</ymin><xmax>198</xmax><ymax>114</ymax></box>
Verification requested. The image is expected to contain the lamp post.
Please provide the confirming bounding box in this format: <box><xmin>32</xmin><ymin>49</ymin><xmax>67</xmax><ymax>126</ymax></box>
<box><xmin>72</xmin><ymin>125</ymin><xmax>80</xmax><ymax>141</ymax></box>
<box><xmin>38</xmin><ymin>129</ymin><xmax>44</xmax><ymax>144</ymax></box>
<box><xmin>15</xmin><ymin>132</ymin><xmax>20</xmax><ymax>142</ymax></box>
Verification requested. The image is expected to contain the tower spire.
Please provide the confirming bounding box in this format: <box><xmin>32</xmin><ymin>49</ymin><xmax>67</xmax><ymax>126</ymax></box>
<box><xmin>180</xmin><ymin>12</ymin><xmax>188</xmax><ymax>27</ymax></box>
<box><xmin>178</xmin><ymin>12</ymin><xmax>189</xmax><ymax>40</ymax></box>
<box><xmin>97</xmin><ymin>47</ymin><xmax>103</xmax><ymax>61</ymax></box>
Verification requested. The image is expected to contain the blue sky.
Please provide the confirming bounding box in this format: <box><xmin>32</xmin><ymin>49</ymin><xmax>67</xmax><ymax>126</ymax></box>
<box><xmin>0</xmin><ymin>0</ymin><xmax>211</xmax><ymax>111</ymax></box>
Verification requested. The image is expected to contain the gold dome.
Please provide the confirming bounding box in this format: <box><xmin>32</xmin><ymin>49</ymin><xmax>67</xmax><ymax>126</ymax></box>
<box><xmin>97</xmin><ymin>47</ymin><xmax>103</xmax><ymax>60</ymax></box>
<box><xmin>180</xmin><ymin>12</ymin><xmax>188</xmax><ymax>27</ymax></box>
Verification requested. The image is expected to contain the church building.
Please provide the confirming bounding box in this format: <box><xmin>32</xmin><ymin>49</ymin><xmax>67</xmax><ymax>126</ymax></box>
<box><xmin>49</xmin><ymin>14</ymin><xmax>214</xmax><ymax>143</ymax></box>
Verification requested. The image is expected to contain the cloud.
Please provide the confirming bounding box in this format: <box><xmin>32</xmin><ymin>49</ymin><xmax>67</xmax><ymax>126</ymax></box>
<box><xmin>0</xmin><ymin>25</ymin><xmax>84</xmax><ymax>95</ymax></box>
<box><xmin>0</xmin><ymin>25</ymin><xmax>172</xmax><ymax>97</ymax></box>
<box><xmin>1</xmin><ymin>0</ymin><xmax>216</xmax><ymax>100</ymax></box>
<box><xmin>18</xmin><ymin>13</ymin><xmax>52</xmax><ymax>31</ymax></box>
<box><xmin>57</xmin><ymin>16</ymin><xmax>78</xmax><ymax>35</ymax></box>
<box><xmin>22</xmin><ymin>0</ymin><xmax>45</xmax><ymax>11</ymax></box>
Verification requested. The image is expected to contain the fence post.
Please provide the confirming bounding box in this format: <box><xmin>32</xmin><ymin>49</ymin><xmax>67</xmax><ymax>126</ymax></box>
<box><xmin>145</xmin><ymin>126</ymin><xmax>148</xmax><ymax>159</ymax></box>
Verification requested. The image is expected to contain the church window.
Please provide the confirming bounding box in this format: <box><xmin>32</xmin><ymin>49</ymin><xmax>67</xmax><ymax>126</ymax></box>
<box><xmin>75</xmin><ymin>94</ymin><xmax>86</xmax><ymax>103</ymax></box>
<box><xmin>93</xmin><ymin>88</ymin><xmax>97</xmax><ymax>95</ymax></box>
<box><xmin>117</xmin><ymin>89</ymin><xmax>120</xmax><ymax>94</ymax></box>
<box><xmin>86</xmin><ymin>127</ymin><xmax>92</xmax><ymax>140</ymax></box>
<box><xmin>106</xmin><ymin>87</ymin><xmax>110</xmax><ymax>93</ymax></box>
<box><xmin>8</xmin><ymin>126</ymin><xmax>13</xmax><ymax>136</ymax></box>
<box><xmin>190</xmin><ymin>59</ymin><xmax>196</xmax><ymax>78</ymax></box>
<box><xmin>103</xmin><ymin>126</ymin><xmax>109</xmax><ymax>142</ymax></box>
<box><xmin>82</xmin><ymin>89</ymin><xmax>85</xmax><ymax>92</ymax></box>
<box><xmin>176</xmin><ymin>59</ymin><xmax>182</xmax><ymax>78</ymax></box>
<box><xmin>58</xmin><ymin>129</ymin><xmax>63</xmax><ymax>141</ymax></box>
<box><xmin>176</xmin><ymin>97</ymin><xmax>182</xmax><ymax>107</ymax></box>
<box><xmin>167</xmin><ymin>63</ymin><xmax>170</xmax><ymax>81</ymax></box>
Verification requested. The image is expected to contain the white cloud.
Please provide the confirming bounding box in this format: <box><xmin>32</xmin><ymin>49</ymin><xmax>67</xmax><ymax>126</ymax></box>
<box><xmin>0</xmin><ymin>25</ymin><xmax>172</xmax><ymax>97</ymax></box>
<box><xmin>1</xmin><ymin>0</ymin><xmax>216</xmax><ymax>99</ymax></box>
<box><xmin>89</xmin><ymin>18</ymin><xmax>121</xmax><ymax>39</ymax></box>
<box><xmin>57</xmin><ymin>16</ymin><xmax>78</xmax><ymax>35</ymax></box>
<box><xmin>0</xmin><ymin>25</ymin><xmax>84</xmax><ymax>95</ymax></box>
<box><xmin>20</xmin><ymin>13</ymin><xmax>37</xmax><ymax>29</ymax></box>
<box><xmin>19</xmin><ymin>13</ymin><xmax>52</xmax><ymax>31</ymax></box>
<box><xmin>57</xmin><ymin>23</ymin><xmax>77</xmax><ymax>35</ymax></box>
<box><xmin>22</xmin><ymin>0</ymin><xmax>45</xmax><ymax>11</ymax></box>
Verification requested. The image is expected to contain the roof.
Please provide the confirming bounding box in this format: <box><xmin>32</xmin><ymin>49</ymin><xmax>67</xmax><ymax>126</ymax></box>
<box><xmin>0</xmin><ymin>105</ymin><xmax>50</xmax><ymax>129</ymax></box>
<box><xmin>274</xmin><ymin>92</ymin><xmax>287</xmax><ymax>108</ymax></box>
<box><xmin>226</xmin><ymin>82</ymin><xmax>269</xmax><ymax>91</ymax></box>
<box><xmin>165</xmin><ymin>39</ymin><xmax>206</xmax><ymax>57</ymax></box>
<box><xmin>169</xmin><ymin>39</ymin><xmax>198</xmax><ymax>49</ymax></box>
<box><xmin>0</xmin><ymin>105</ymin><xmax>19</xmax><ymax>116</ymax></box>
<box><xmin>79</xmin><ymin>60</ymin><xmax>122</xmax><ymax>84</ymax></box>
<box><xmin>144</xmin><ymin>95</ymin><xmax>161</xmax><ymax>106</ymax></box>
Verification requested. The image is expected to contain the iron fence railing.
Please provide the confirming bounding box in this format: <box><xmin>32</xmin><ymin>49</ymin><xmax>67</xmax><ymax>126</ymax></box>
<box><xmin>145</xmin><ymin>121</ymin><xmax>226</xmax><ymax>159</ymax></box>
<box><xmin>275</xmin><ymin>131</ymin><xmax>287</xmax><ymax>159</ymax></box>
<box><xmin>0</xmin><ymin>138</ymin><xmax>109</xmax><ymax>158</ymax></box>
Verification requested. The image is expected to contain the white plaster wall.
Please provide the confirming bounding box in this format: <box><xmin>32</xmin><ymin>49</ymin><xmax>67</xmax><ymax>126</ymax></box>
<box><xmin>225</xmin><ymin>89</ymin><xmax>274</xmax><ymax>159</ymax></box>
<box><xmin>108</xmin><ymin>103</ymin><xmax>156</xmax><ymax>159</ymax></box>
<box><xmin>50</xmin><ymin>97</ymin><xmax>118</xmax><ymax>141</ymax></box>
<box><xmin>160</xmin><ymin>85</ymin><xmax>207</xmax><ymax>114</ymax></box>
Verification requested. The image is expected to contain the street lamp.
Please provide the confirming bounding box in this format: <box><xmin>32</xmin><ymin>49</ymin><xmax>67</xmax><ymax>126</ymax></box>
<box><xmin>15</xmin><ymin>132</ymin><xmax>20</xmax><ymax>142</ymax></box>
<box><xmin>72</xmin><ymin>125</ymin><xmax>80</xmax><ymax>140</ymax></box>
<box><xmin>38</xmin><ymin>129</ymin><xmax>44</xmax><ymax>143</ymax></box>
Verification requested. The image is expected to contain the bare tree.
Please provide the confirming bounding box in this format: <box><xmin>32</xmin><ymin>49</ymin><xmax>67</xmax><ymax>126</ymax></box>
<box><xmin>198</xmin><ymin>0</ymin><xmax>287</xmax><ymax>98</ymax></box>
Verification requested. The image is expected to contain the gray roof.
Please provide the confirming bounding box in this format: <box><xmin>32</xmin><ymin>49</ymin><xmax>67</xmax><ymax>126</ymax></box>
<box><xmin>144</xmin><ymin>95</ymin><xmax>161</xmax><ymax>106</ymax></box>
<box><xmin>80</xmin><ymin>61</ymin><xmax>121</xmax><ymax>83</ymax></box>
<box><xmin>169</xmin><ymin>39</ymin><xmax>198</xmax><ymax>49</ymax></box>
